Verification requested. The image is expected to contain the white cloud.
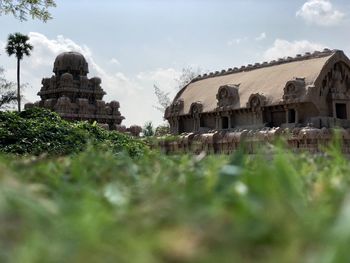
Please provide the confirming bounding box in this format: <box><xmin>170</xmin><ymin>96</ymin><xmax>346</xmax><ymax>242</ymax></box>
<box><xmin>2</xmin><ymin>32</ymin><xmax>180</xmax><ymax>126</ymax></box>
<box><xmin>227</xmin><ymin>37</ymin><xmax>247</xmax><ymax>46</ymax></box>
<box><xmin>255</xmin><ymin>32</ymin><xmax>267</xmax><ymax>41</ymax></box>
<box><xmin>263</xmin><ymin>39</ymin><xmax>325</xmax><ymax>60</ymax></box>
<box><xmin>296</xmin><ymin>0</ymin><xmax>345</xmax><ymax>26</ymax></box>
<box><xmin>110</xmin><ymin>58</ymin><xmax>121</xmax><ymax>66</ymax></box>
<box><xmin>137</xmin><ymin>68</ymin><xmax>181</xmax><ymax>92</ymax></box>
<box><xmin>228</xmin><ymin>33</ymin><xmax>266</xmax><ymax>46</ymax></box>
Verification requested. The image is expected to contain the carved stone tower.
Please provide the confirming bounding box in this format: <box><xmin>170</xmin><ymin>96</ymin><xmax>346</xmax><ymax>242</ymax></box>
<box><xmin>26</xmin><ymin>51</ymin><xmax>124</xmax><ymax>129</ymax></box>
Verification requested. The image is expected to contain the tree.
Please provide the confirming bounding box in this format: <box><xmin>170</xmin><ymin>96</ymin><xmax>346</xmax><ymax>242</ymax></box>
<box><xmin>154</xmin><ymin>66</ymin><xmax>203</xmax><ymax>114</ymax></box>
<box><xmin>6</xmin><ymin>32</ymin><xmax>33</xmax><ymax>112</ymax></box>
<box><xmin>154</xmin><ymin>84</ymin><xmax>171</xmax><ymax>113</ymax></box>
<box><xmin>0</xmin><ymin>67</ymin><xmax>16</xmax><ymax>109</ymax></box>
<box><xmin>143</xmin><ymin>121</ymin><xmax>155</xmax><ymax>137</ymax></box>
<box><xmin>155</xmin><ymin>123</ymin><xmax>170</xmax><ymax>136</ymax></box>
<box><xmin>175</xmin><ymin>66</ymin><xmax>203</xmax><ymax>90</ymax></box>
<box><xmin>0</xmin><ymin>0</ymin><xmax>56</xmax><ymax>22</ymax></box>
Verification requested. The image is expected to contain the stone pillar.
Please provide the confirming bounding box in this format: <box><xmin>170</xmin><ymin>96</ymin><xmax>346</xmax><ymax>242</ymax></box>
<box><xmin>295</xmin><ymin>109</ymin><xmax>299</xmax><ymax>124</ymax></box>
<box><xmin>228</xmin><ymin>115</ymin><xmax>232</xmax><ymax>129</ymax></box>
<box><xmin>171</xmin><ymin>118</ymin><xmax>178</xmax><ymax>135</ymax></box>
<box><xmin>193</xmin><ymin>117</ymin><xmax>197</xmax><ymax>132</ymax></box>
<box><xmin>215</xmin><ymin>115</ymin><xmax>220</xmax><ymax>130</ymax></box>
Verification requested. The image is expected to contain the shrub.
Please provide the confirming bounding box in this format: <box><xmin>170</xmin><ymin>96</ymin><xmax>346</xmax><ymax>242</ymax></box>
<box><xmin>0</xmin><ymin>107</ymin><xmax>148</xmax><ymax>156</ymax></box>
<box><xmin>0</xmin><ymin>144</ymin><xmax>350</xmax><ymax>262</ymax></box>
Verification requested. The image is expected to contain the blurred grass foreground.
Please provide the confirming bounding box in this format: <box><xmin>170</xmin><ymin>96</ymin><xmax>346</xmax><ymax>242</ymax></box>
<box><xmin>1</xmin><ymin>108</ymin><xmax>350</xmax><ymax>263</ymax></box>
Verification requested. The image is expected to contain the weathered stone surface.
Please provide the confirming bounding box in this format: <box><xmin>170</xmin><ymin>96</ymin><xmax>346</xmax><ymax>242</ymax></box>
<box><xmin>156</xmin><ymin>128</ymin><xmax>350</xmax><ymax>154</ymax></box>
<box><xmin>25</xmin><ymin>51</ymin><xmax>125</xmax><ymax>129</ymax></box>
<box><xmin>166</xmin><ymin>50</ymin><xmax>350</xmax><ymax>135</ymax></box>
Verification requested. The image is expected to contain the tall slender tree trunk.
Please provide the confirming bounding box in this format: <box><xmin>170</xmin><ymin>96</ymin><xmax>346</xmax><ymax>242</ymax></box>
<box><xmin>17</xmin><ymin>57</ymin><xmax>20</xmax><ymax>112</ymax></box>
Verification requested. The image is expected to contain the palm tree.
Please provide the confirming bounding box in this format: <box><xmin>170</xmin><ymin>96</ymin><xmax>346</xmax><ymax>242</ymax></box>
<box><xmin>5</xmin><ymin>33</ymin><xmax>33</xmax><ymax>112</ymax></box>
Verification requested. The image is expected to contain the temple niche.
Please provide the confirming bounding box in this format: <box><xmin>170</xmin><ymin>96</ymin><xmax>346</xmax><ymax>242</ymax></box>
<box><xmin>25</xmin><ymin>51</ymin><xmax>125</xmax><ymax>130</ymax></box>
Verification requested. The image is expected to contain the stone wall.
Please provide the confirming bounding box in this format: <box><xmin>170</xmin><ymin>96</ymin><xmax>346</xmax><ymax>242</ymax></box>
<box><xmin>156</xmin><ymin>127</ymin><xmax>350</xmax><ymax>154</ymax></box>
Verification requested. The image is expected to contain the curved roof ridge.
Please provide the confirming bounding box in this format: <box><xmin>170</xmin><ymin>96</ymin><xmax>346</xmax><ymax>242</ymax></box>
<box><xmin>170</xmin><ymin>49</ymin><xmax>339</xmax><ymax>116</ymax></box>
<box><xmin>190</xmin><ymin>48</ymin><xmax>336</xmax><ymax>83</ymax></box>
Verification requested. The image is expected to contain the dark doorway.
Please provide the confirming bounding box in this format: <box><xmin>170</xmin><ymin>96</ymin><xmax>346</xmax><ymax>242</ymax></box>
<box><xmin>178</xmin><ymin>119</ymin><xmax>185</xmax><ymax>134</ymax></box>
<box><xmin>271</xmin><ymin>111</ymin><xmax>286</xmax><ymax>127</ymax></box>
<box><xmin>336</xmin><ymin>103</ymin><xmax>347</xmax><ymax>119</ymax></box>
<box><xmin>200</xmin><ymin>117</ymin><xmax>204</xmax><ymax>128</ymax></box>
<box><xmin>288</xmin><ymin>109</ymin><xmax>296</xmax><ymax>123</ymax></box>
<box><xmin>222</xmin><ymin>116</ymin><xmax>229</xmax><ymax>129</ymax></box>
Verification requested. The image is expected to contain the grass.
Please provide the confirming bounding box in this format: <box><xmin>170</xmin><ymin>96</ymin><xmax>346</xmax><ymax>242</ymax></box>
<box><xmin>0</xmin><ymin>142</ymin><xmax>350</xmax><ymax>263</ymax></box>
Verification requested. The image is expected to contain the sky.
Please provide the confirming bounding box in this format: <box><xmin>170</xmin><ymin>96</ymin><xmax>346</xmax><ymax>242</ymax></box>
<box><xmin>1</xmin><ymin>0</ymin><xmax>350</xmax><ymax>126</ymax></box>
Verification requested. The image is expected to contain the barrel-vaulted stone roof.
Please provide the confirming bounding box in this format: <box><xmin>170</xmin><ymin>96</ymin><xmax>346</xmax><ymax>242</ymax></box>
<box><xmin>171</xmin><ymin>49</ymin><xmax>347</xmax><ymax>116</ymax></box>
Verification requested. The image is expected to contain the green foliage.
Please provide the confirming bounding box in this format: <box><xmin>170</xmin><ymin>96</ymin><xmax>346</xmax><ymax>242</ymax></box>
<box><xmin>143</xmin><ymin>121</ymin><xmax>155</xmax><ymax>137</ymax></box>
<box><xmin>6</xmin><ymin>32</ymin><xmax>34</xmax><ymax>112</ymax></box>
<box><xmin>0</xmin><ymin>0</ymin><xmax>56</xmax><ymax>21</ymax></box>
<box><xmin>6</xmin><ymin>33</ymin><xmax>33</xmax><ymax>60</ymax></box>
<box><xmin>0</xmin><ymin>142</ymin><xmax>350</xmax><ymax>262</ymax></box>
<box><xmin>0</xmin><ymin>67</ymin><xmax>16</xmax><ymax>109</ymax></box>
<box><xmin>155</xmin><ymin>123</ymin><xmax>170</xmax><ymax>136</ymax></box>
<box><xmin>0</xmin><ymin>107</ymin><xmax>147</xmax><ymax>157</ymax></box>
<box><xmin>2</xmin><ymin>108</ymin><xmax>350</xmax><ymax>262</ymax></box>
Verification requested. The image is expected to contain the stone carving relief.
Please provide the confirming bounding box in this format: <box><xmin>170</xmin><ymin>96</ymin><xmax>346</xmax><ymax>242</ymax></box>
<box><xmin>80</xmin><ymin>76</ymin><xmax>89</xmax><ymax>89</ymax></box>
<box><xmin>50</xmin><ymin>76</ymin><xmax>57</xmax><ymax>88</ymax></box>
<box><xmin>54</xmin><ymin>96</ymin><xmax>72</xmax><ymax>113</ymax></box>
<box><xmin>320</xmin><ymin>62</ymin><xmax>350</xmax><ymax>98</ymax></box>
<box><xmin>190</xmin><ymin>101</ymin><xmax>203</xmax><ymax>116</ymax></box>
<box><xmin>173</xmin><ymin>99</ymin><xmax>184</xmax><ymax>113</ymax></box>
<box><xmin>216</xmin><ymin>84</ymin><xmax>240</xmax><ymax>107</ymax></box>
<box><xmin>283</xmin><ymin>78</ymin><xmax>306</xmax><ymax>102</ymax></box>
<box><xmin>60</xmin><ymin>73</ymin><xmax>74</xmax><ymax>88</ymax></box>
<box><xmin>105</xmin><ymin>105</ymin><xmax>112</xmax><ymax>115</ymax></box>
<box><xmin>41</xmin><ymin>78</ymin><xmax>50</xmax><ymax>91</ymax></box>
<box><xmin>247</xmin><ymin>93</ymin><xmax>266</xmax><ymax>111</ymax></box>
<box><xmin>77</xmin><ymin>98</ymin><xmax>90</xmax><ymax>115</ymax></box>
<box><xmin>90</xmin><ymin>77</ymin><xmax>102</xmax><ymax>89</ymax></box>
<box><xmin>43</xmin><ymin>99</ymin><xmax>56</xmax><ymax>110</ymax></box>
<box><xmin>165</xmin><ymin>99</ymin><xmax>184</xmax><ymax>117</ymax></box>
<box><xmin>109</xmin><ymin>100</ymin><xmax>120</xmax><ymax>109</ymax></box>
<box><xmin>96</xmin><ymin>100</ymin><xmax>106</xmax><ymax>115</ymax></box>
<box><xmin>109</xmin><ymin>101</ymin><xmax>121</xmax><ymax>115</ymax></box>
<box><xmin>27</xmin><ymin>52</ymin><xmax>125</xmax><ymax>129</ymax></box>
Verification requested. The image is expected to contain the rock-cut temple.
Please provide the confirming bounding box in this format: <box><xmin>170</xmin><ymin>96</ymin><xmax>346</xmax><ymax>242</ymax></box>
<box><xmin>25</xmin><ymin>51</ymin><xmax>124</xmax><ymax>130</ymax></box>
<box><xmin>165</xmin><ymin>49</ymin><xmax>350</xmax><ymax>135</ymax></box>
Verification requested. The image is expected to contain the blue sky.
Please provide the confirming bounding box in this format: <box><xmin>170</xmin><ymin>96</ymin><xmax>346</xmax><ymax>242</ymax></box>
<box><xmin>1</xmin><ymin>0</ymin><xmax>350</xmax><ymax>126</ymax></box>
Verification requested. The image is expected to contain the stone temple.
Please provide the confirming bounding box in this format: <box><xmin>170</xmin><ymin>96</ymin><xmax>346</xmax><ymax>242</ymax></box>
<box><xmin>25</xmin><ymin>51</ymin><xmax>124</xmax><ymax>129</ymax></box>
<box><xmin>165</xmin><ymin>49</ymin><xmax>350</xmax><ymax>135</ymax></box>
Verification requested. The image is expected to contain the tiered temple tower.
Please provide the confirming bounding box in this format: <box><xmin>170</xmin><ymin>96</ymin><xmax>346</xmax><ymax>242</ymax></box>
<box><xmin>26</xmin><ymin>51</ymin><xmax>124</xmax><ymax>129</ymax></box>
